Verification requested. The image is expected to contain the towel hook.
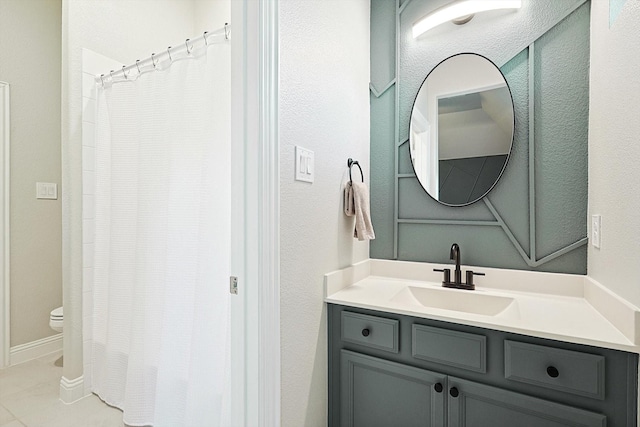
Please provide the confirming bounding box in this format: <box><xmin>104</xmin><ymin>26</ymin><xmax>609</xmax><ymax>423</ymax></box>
<box><xmin>347</xmin><ymin>158</ymin><xmax>364</xmax><ymax>185</ymax></box>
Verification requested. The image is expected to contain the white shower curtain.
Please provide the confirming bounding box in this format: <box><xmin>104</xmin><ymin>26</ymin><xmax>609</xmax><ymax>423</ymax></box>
<box><xmin>91</xmin><ymin>42</ymin><xmax>231</xmax><ymax>427</ymax></box>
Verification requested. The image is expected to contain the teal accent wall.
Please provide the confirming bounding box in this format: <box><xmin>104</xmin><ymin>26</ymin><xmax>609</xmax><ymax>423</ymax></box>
<box><xmin>370</xmin><ymin>0</ymin><xmax>590</xmax><ymax>274</ymax></box>
<box><xmin>610</xmin><ymin>0</ymin><xmax>627</xmax><ymax>27</ymax></box>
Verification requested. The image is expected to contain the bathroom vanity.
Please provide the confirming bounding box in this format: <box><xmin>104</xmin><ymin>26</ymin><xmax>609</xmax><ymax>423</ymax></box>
<box><xmin>325</xmin><ymin>260</ymin><xmax>640</xmax><ymax>427</ymax></box>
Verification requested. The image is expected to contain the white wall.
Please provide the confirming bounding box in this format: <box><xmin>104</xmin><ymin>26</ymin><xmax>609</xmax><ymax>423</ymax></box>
<box><xmin>279</xmin><ymin>1</ymin><xmax>370</xmax><ymax>425</ymax></box>
<box><xmin>588</xmin><ymin>1</ymin><xmax>640</xmax><ymax>307</ymax></box>
<box><xmin>0</xmin><ymin>0</ymin><xmax>62</xmax><ymax>348</ymax></box>
<box><xmin>61</xmin><ymin>0</ymin><xmax>199</xmax><ymax>386</ymax></box>
<box><xmin>194</xmin><ymin>0</ymin><xmax>230</xmax><ymax>35</ymax></box>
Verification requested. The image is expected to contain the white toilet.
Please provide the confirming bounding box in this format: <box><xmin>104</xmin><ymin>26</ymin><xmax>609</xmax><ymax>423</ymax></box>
<box><xmin>49</xmin><ymin>306</ymin><xmax>63</xmax><ymax>333</ymax></box>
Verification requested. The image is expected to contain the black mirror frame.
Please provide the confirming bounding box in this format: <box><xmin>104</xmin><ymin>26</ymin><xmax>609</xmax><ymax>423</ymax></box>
<box><xmin>408</xmin><ymin>52</ymin><xmax>516</xmax><ymax>207</ymax></box>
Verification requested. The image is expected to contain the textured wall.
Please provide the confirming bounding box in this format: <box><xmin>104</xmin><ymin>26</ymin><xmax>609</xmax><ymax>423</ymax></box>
<box><xmin>279</xmin><ymin>1</ymin><xmax>370</xmax><ymax>425</ymax></box>
<box><xmin>0</xmin><ymin>0</ymin><xmax>63</xmax><ymax>347</ymax></box>
<box><xmin>588</xmin><ymin>1</ymin><xmax>640</xmax><ymax>307</ymax></box>
<box><xmin>370</xmin><ymin>0</ymin><xmax>590</xmax><ymax>274</ymax></box>
<box><xmin>62</xmin><ymin>0</ymin><xmax>198</xmax><ymax>383</ymax></box>
<box><xmin>194</xmin><ymin>0</ymin><xmax>230</xmax><ymax>35</ymax></box>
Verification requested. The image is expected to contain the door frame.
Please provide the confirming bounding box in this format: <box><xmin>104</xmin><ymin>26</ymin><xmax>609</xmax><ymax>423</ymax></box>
<box><xmin>0</xmin><ymin>82</ymin><xmax>11</xmax><ymax>369</ymax></box>
<box><xmin>231</xmin><ymin>1</ymin><xmax>280</xmax><ymax>426</ymax></box>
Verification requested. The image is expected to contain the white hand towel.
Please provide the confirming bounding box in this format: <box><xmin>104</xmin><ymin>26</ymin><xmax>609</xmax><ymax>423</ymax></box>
<box><xmin>350</xmin><ymin>181</ymin><xmax>375</xmax><ymax>241</ymax></box>
<box><xmin>344</xmin><ymin>182</ymin><xmax>355</xmax><ymax>216</ymax></box>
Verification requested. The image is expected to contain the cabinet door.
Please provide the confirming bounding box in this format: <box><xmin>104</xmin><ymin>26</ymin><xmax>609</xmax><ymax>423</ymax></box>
<box><xmin>447</xmin><ymin>377</ymin><xmax>606</xmax><ymax>427</ymax></box>
<box><xmin>340</xmin><ymin>350</ymin><xmax>446</xmax><ymax>427</ymax></box>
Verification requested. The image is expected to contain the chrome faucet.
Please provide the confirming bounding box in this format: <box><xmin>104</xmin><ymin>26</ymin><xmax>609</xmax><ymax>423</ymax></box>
<box><xmin>433</xmin><ymin>243</ymin><xmax>485</xmax><ymax>290</ymax></box>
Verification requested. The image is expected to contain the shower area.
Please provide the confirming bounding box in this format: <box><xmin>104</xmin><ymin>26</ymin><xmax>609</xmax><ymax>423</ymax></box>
<box><xmin>80</xmin><ymin>24</ymin><xmax>236</xmax><ymax>427</ymax></box>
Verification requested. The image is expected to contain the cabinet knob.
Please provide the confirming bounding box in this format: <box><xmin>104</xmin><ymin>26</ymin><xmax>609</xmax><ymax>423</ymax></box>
<box><xmin>547</xmin><ymin>366</ymin><xmax>559</xmax><ymax>378</ymax></box>
<box><xmin>449</xmin><ymin>387</ymin><xmax>459</xmax><ymax>398</ymax></box>
<box><xmin>361</xmin><ymin>328</ymin><xmax>370</xmax><ymax>337</ymax></box>
<box><xmin>434</xmin><ymin>383</ymin><xmax>443</xmax><ymax>393</ymax></box>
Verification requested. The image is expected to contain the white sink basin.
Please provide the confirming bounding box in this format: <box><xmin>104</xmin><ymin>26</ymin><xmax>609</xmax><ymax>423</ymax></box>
<box><xmin>325</xmin><ymin>260</ymin><xmax>640</xmax><ymax>352</ymax></box>
<box><xmin>391</xmin><ymin>286</ymin><xmax>515</xmax><ymax>316</ymax></box>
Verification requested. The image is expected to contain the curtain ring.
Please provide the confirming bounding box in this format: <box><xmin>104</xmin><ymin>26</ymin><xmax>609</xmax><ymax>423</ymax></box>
<box><xmin>151</xmin><ymin>53</ymin><xmax>157</xmax><ymax>68</ymax></box>
<box><xmin>167</xmin><ymin>46</ymin><xmax>172</xmax><ymax>62</ymax></box>
<box><xmin>203</xmin><ymin>31</ymin><xmax>209</xmax><ymax>46</ymax></box>
<box><xmin>122</xmin><ymin>65</ymin><xmax>128</xmax><ymax>79</ymax></box>
<box><xmin>185</xmin><ymin>38</ymin><xmax>192</xmax><ymax>54</ymax></box>
<box><xmin>100</xmin><ymin>74</ymin><xmax>105</xmax><ymax>88</ymax></box>
<box><xmin>224</xmin><ymin>23</ymin><xmax>230</xmax><ymax>40</ymax></box>
<box><xmin>135</xmin><ymin>59</ymin><xmax>141</xmax><ymax>74</ymax></box>
<box><xmin>109</xmin><ymin>70</ymin><xmax>115</xmax><ymax>82</ymax></box>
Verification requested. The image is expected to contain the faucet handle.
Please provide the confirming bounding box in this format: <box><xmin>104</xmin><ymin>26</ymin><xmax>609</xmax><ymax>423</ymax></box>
<box><xmin>465</xmin><ymin>270</ymin><xmax>485</xmax><ymax>287</ymax></box>
<box><xmin>434</xmin><ymin>268</ymin><xmax>451</xmax><ymax>284</ymax></box>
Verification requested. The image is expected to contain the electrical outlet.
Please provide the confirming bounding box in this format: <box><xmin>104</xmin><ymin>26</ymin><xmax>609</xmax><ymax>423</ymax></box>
<box><xmin>591</xmin><ymin>214</ymin><xmax>601</xmax><ymax>249</ymax></box>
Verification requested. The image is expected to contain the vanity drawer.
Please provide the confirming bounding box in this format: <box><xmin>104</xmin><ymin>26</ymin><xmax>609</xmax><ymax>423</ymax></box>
<box><xmin>412</xmin><ymin>324</ymin><xmax>487</xmax><ymax>373</ymax></box>
<box><xmin>341</xmin><ymin>312</ymin><xmax>399</xmax><ymax>353</ymax></box>
<box><xmin>504</xmin><ymin>340</ymin><xmax>605</xmax><ymax>400</ymax></box>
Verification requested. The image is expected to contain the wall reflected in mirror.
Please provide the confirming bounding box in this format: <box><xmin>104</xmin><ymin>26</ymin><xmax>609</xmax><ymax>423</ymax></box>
<box><xmin>409</xmin><ymin>53</ymin><xmax>514</xmax><ymax>206</ymax></box>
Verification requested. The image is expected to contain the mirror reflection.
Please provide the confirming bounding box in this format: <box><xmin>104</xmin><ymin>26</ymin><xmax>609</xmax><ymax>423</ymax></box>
<box><xmin>409</xmin><ymin>53</ymin><xmax>514</xmax><ymax>206</ymax></box>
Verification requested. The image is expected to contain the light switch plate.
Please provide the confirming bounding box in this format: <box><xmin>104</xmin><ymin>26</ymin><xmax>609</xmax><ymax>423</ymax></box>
<box><xmin>591</xmin><ymin>214</ymin><xmax>601</xmax><ymax>249</ymax></box>
<box><xmin>36</xmin><ymin>182</ymin><xmax>58</xmax><ymax>200</ymax></box>
<box><xmin>295</xmin><ymin>146</ymin><xmax>314</xmax><ymax>183</ymax></box>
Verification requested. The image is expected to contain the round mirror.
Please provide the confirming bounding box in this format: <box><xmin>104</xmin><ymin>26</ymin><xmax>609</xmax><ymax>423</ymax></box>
<box><xmin>409</xmin><ymin>53</ymin><xmax>514</xmax><ymax>206</ymax></box>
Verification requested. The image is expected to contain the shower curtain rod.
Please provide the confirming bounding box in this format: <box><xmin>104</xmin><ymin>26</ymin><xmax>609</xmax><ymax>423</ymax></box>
<box><xmin>96</xmin><ymin>24</ymin><xmax>230</xmax><ymax>88</ymax></box>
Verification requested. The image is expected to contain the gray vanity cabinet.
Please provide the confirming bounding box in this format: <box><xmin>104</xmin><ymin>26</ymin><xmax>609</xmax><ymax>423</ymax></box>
<box><xmin>448</xmin><ymin>377</ymin><xmax>606</xmax><ymax>427</ymax></box>
<box><xmin>341</xmin><ymin>350</ymin><xmax>445</xmax><ymax>427</ymax></box>
<box><xmin>328</xmin><ymin>304</ymin><xmax>638</xmax><ymax>427</ymax></box>
<box><xmin>339</xmin><ymin>351</ymin><xmax>605</xmax><ymax>427</ymax></box>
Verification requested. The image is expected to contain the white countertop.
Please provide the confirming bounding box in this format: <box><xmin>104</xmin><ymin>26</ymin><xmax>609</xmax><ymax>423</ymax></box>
<box><xmin>324</xmin><ymin>259</ymin><xmax>640</xmax><ymax>353</ymax></box>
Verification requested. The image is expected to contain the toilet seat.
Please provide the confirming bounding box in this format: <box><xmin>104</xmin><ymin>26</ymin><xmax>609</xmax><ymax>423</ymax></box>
<box><xmin>51</xmin><ymin>306</ymin><xmax>63</xmax><ymax>318</ymax></box>
<box><xmin>50</xmin><ymin>306</ymin><xmax>63</xmax><ymax>333</ymax></box>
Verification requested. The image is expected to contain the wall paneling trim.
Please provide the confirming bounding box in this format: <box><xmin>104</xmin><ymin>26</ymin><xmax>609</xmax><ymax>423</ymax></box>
<box><xmin>370</xmin><ymin>0</ymin><xmax>590</xmax><ymax>274</ymax></box>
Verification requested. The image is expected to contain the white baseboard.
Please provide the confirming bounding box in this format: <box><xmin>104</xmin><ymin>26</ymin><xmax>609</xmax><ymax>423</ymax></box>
<box><xmin>9</xmin><ymin>333</ymin><xmax>62</xmax><ymax>366</ymax></box>
<box><xmin>60</xmin><ymin>375</ymin><xmax>87</xmax><ymax>404</ymax></box>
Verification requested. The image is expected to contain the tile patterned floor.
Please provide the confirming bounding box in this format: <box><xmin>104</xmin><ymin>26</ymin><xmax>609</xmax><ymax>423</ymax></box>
<box><xmin>0</xmin><ymin>351</ymin><xmax>125</xmax><ymax>427</ymax></box>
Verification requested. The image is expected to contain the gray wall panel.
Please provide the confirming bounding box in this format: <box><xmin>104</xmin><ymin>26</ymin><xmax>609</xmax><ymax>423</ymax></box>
<box><xmin>487</xmin><ymin>50</ymin><xmax>531</xmax><ymax>253</ymax></box>
<box><xmin>397</xmin><ymin>224</ymin><xmax>530</xmax><ymax>269</ymax></box>
<box><xmin>529</xmin><ymin>244</ymin><xmax>587</xmax><ymax>274</ymax></box>
<box><xmin>398</xmin><ymin>142</ymin><xmax>413</xmax><ymax>175</ymax></box>
<box><xmin>370</xmin><ymin>0</ymin><xmax>396</xmax><ymax>91</ymax></box>
<box><xmin>534</xmin><ymin>4</ymin><xmax>590</xmax><ymax>258</ymax></box>
<box><xmin>369</xmin><ymin>0</ymin><xmax>398</xmax><ymax>260</ymax></box>
<box><xmin>398</xmin><ymin>179</ymin><xmax>495</xmax><ymax>221</ymax></box>
<box><xmin>370</xmin><ymin>0</ymin><xmax>590</xmax><ymax>274</ymax></box>
<box><xmin>370</xmin><ymin>88</ymin><xmax>396</xmax><ymax>260</ymax></box>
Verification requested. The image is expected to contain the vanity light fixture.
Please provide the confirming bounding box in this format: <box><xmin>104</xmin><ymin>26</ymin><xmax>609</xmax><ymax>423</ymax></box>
<box><xmin>412</xmin><ymin>0</ymin><xmax>522</xmax><ymax>38</ymax></box>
